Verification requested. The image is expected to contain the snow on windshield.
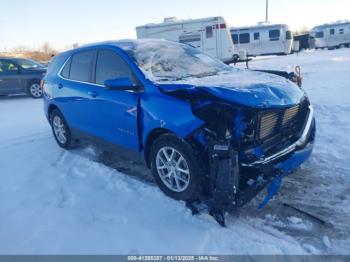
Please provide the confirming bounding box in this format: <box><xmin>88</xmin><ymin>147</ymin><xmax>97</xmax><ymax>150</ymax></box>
<box><xmin>125</xmin><ymin>40</ymin><xmax>232</xmax><ymax>82</ymax></box>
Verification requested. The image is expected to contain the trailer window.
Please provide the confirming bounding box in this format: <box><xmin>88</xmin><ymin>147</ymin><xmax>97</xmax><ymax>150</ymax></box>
<box><xmin>286</xmin><ymin>31</ymin><xmax>292</xmax><ymax>40</ymax></box>
<box><xmin>315</xmin><ymin>31</ymin><xmax>324</xmax><ymax>38</ymax></box>
<box><xmin>330</xmin><ymin>29</ymin><xmax>335</xmax><ymax>35</ymax></box>
<box><xmin>253</xmin><ymin>32</ymin><xmax>260</xmax><ymax>40</ymax></box>
<box><xmin>179</xmin><ymin>33</ymin><xmax>201</xmax><ymax>44</ymax></box>
<box><xmin>206</xmin><ymin>26</ymin><xmax>213</xmax><ymax>38</ymax></box>
<box><xmin>232</xmin><ymin>34</ymin><xmax>238</xmax><ymax>44</ymax></box>
<box><xmin>339</xmin><ymin>28</ymin><xmax>344</xmax><ymax>34</ymax></box>
<box><xmin>239</xmin><ymin>33</ymin><xmax>250</xmax><ymax>44</ymax></box>
<box><xmin>269</xmin><ymin>29</ymin><xmax>280</xmax><ymax>41</ymax></box>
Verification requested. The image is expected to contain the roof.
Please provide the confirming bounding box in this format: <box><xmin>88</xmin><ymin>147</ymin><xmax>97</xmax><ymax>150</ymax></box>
<box><xmin>230</xmin><ymin>23</ymin><xmax>289</xmax><ymax>32</ymax></box>
<box><xmin>136</xmin><ymin>16</ymin><xmax>225</xmax><ymax>29</ymax></box>
<box><xmin>312</xmin><ymin>21</ymin><xmax>350</xmax><ymax>31</ymax></box>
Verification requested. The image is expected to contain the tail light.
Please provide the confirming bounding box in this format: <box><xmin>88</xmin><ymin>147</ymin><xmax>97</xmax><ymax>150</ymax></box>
<box><xmin>216</xmin><ymin>23</ymin><xmax>227</xmax><ymax>29</ymax></box>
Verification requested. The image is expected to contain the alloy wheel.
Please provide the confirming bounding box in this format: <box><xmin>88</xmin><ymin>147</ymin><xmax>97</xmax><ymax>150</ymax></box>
<box><xmin>156</xmin><ymin>146</ymin><xmax>191</xmax><ymax>192</ymax></box>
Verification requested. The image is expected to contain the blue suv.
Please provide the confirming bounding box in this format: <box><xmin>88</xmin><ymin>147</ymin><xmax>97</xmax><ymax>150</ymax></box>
<box><xmin>43</xmin><ymin>39</ymin><xmax>315</xmax><ymax>223</ymax></box>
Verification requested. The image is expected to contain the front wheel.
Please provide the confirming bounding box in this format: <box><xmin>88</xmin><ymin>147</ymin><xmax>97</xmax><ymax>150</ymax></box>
<box><xmin>28</xmin><ymin>82</ymin><xmax>43</xmax><ymax>98</ymax></box>
<box><xmin>150</xmin><ymin>133</ymin><xmax>202</xmax><ymax>201</ymax></box>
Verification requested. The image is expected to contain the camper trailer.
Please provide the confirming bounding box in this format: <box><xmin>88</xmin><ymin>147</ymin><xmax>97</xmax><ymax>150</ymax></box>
<box><xmin>136</xmin><ymin>17</ymin><xmax>235</xmax><ymax>63</ymax></box>
<box><xmin>230</xmin><ymin>23</ymin><xmax>293</xmax><ymax>58</ymax></box>
<box><xmin>310</xmin><ymin>21</ymin><xmax>350</xmax><ymax>49</ymax></box>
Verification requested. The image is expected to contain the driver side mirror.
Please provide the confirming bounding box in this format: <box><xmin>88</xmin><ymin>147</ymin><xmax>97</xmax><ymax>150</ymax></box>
<box><xmin>104</xmin><ymin>77</ymin><xmax>139</xmax><ymax>91</ymax></box>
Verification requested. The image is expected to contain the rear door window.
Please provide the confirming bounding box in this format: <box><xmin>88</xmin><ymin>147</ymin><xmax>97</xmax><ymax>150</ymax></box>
<box><xmin>239</xmin><ymin>33</ymin><xmax>250</xmax><ymax>44</ymax></box>
<box><xmin>330</xmin><ymin>28</ymin><xmax>335</xmax><ymax>35</ymax></box>
<box><xmin>286</xmin><ymin>31</ymin><xmax>292</xmax><ymax>40</ymax></box>
<box><xmin>269</xmin><ymin>29</ymin><xmax>280</xmax><ymax>41</ymax></box>
<box><xmin>95</xmin><ymin>49</ymin><xmax>133</xmax><ymax>86</ymax></box>
<box><xmin>69</xmin><ymin>50</ymin><xmax>95</xmax><ymax>82</ymax></box>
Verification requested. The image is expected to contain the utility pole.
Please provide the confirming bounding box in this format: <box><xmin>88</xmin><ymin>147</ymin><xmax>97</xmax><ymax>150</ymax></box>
<box><xmin>266</xmin><ymin>0</ymin><xmax>269</xmax><ymax>22</ymax></box>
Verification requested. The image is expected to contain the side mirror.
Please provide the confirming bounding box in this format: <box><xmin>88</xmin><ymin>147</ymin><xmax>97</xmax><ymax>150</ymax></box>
<box><xmin>104</xmin><ymin>77</ymin><xmax>139</xmax><ymax>91</ymax></box>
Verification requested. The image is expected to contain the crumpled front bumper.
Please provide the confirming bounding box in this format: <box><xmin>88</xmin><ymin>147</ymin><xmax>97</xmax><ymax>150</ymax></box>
<box><xmin>238</xmin><ymin>106</ymin><xmax>316</xmax><ymax>208</ymax></box>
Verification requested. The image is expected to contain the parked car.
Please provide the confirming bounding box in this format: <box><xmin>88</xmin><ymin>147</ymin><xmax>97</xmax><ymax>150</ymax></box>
<box><xmin>0</xmin><ymin>57</ymin><xmax>46</xmax><ymax>98</ymax></box>
<box><xmin>43</xmin><ymin>39</ymin><xmax>315</xmax><ymax>224</ymax></box>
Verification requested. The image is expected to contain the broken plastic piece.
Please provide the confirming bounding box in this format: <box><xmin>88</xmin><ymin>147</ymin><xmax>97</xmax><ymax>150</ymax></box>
<box><xmin>258</xmin><ymin>175</ymin><xmax>282</xmax><ymax>209</ymax></box>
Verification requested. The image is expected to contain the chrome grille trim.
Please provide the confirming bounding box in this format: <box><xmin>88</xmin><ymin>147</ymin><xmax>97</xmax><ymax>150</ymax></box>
<box><xmin>242</xmin><ymin>105</ymin><xmax>314</xmax><ymax>167</ymax></box>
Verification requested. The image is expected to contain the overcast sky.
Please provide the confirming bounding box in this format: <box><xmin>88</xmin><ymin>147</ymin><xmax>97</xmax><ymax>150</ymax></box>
<box><xmin>0</xmin><ymin>0</ymin><xmax>349</xmax><ymax>51</ymax></box>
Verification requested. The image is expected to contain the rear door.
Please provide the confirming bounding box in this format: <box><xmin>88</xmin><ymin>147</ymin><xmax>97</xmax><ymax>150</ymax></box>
<box><xmin>56</xmin><ymin>49</ymin><xmax>98</xmax><ymax>135</ymax></box>
<box><xmin>0</xmin><ymin>60</ymin><xmax>22</xmax><ymax>94</ymax></box>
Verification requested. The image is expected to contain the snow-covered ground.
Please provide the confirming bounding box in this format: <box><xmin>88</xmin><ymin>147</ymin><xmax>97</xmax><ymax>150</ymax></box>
<box><xmin>0</xmin><ymin>48</ymin><xmax>349</xmax><ymax>254</ymax></box>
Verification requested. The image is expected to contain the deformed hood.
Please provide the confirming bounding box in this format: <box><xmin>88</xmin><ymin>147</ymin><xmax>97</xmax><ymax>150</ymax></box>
<box><xmin>157</xmin><ymin>69</ymin><xmax>306</xmax><ymax>109</ymax></box>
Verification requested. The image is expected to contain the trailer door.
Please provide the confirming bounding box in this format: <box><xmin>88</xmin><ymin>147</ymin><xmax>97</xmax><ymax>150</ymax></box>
<box><xmin>251</xmin><ymin>32</ymin><xmax>262</xmax><ymax>55</ymax></box>
<box><xmin>201</xmin><ymin>24</ymin><xmax>218</xmax><ymax>59</ymax></box>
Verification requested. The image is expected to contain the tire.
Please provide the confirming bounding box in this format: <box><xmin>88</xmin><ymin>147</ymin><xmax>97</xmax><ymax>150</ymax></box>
<box><xmin>150</xmin><ymin>133</ymin><xmax>202</xmax><ymax>201</ymax></box>
<box><xmin>27</xmin><ymin>81</ymin><xmax>43</xmax><ymax>99</ymax></box>
<box><xmin>50</xmin><ymin>109</ymin><xmax>75</xmax><ymax>149</ymax></box>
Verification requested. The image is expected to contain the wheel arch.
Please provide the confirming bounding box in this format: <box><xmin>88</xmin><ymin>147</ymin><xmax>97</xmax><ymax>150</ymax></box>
<box><xmin>144</xmin><ymin>128</ymin><xmax>173</xmax><ymax>168</ymax></box>
<box><xmin>48</xmin><ymin>104</ymin><xmax>60</xmax><ymax>122</ymax></box>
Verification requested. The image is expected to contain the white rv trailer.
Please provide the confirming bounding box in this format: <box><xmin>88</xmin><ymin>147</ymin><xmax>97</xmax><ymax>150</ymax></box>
<box><xmin>136</xmin><ymin>17</ymin><xmax>235</xmax><ymax>63</ymax></box>
<box><xmin>310</xmin><ymin>21</ymin><xmax>350</xmax><ymax>49</ymax></box>
<box><xmin>230</xmin><ymin>23</ymin><xmax>293</xmax><ymax>57</ymax></box>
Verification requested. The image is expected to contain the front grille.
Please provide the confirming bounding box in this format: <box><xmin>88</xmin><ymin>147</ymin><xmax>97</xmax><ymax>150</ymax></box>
<box><xmin>259</xmin><ymin>112</ymin><xmax>279</xmax><ymax>140</ymax></box>
<box><xmin>282</xmin><ymin>104</ymin><xmax>299</xmax><ymax>127</ymax></box>
<box><xmin>257</xmin><ymin>100</ymin><xmax>308</xmax><ymax>155</ymax></box>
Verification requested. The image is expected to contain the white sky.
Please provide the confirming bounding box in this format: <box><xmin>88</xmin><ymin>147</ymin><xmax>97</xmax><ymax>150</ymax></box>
<box><xmin>0</xmin><ymin>0</ymin><xmax>349</xmax><ymax>50</ymax></box>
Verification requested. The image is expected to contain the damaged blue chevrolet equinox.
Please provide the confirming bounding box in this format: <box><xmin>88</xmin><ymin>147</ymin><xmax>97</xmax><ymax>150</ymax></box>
<box><xmin>43</xmin><ymin>39</ymin><xmax>315</xmax><ymax>225</ymax></box>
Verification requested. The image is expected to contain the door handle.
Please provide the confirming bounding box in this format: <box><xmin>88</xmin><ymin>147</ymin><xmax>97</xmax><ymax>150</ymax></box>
<box><xmin>87</xmin><ymin>91</ymin><xmax>99</xmax><ymax>98</ymax></box>
<box><xmin>58</xmin><ymin>83</ymin><xmax>64</xmax><ymax>89</ymax></box>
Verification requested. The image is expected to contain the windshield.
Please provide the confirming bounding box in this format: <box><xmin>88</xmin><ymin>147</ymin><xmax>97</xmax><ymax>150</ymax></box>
<box><xmin>16</xmin><ymin>59</ymin><xmax>45</xmax><ymax>70</ymax></box>
<box><xmin>124</xmin><ymin>40</ymin><xmax>233</xmax><ymax>82</ymax></box>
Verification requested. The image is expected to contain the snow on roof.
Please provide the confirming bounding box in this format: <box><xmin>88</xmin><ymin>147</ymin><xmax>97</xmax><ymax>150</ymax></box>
<box><xmin>136</xmin><ymin>16</ymin><xmax>225</xmax><ymax>29</ymax></box>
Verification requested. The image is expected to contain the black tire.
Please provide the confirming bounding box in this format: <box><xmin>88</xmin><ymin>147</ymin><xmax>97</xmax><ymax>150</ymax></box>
<box><xmin>150</xmin><ymin>133</ymin><xmax>202</xmax><ymax>201</ymax></box>
<box><xmin>27</xmin><ymin>81</ymin><xmax>43</xmax><ymax>99</ymax></box>
<box><xmin>50</xmin><ymin>109</ymin><xmax>75</xmax><ymax>149</ymax></box>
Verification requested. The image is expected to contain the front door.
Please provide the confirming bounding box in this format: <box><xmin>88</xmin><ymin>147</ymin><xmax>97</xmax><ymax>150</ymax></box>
<box><xmin>91</xmin><ymin>48</ymin><xmax>140</xmax><ymax>152</ymax></box>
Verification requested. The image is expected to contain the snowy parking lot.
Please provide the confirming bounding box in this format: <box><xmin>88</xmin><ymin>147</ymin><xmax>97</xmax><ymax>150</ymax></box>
<box><xmin>0</xmin><ymin>48</ymin><xmax>349</xmax><ymax>254</ymax></box>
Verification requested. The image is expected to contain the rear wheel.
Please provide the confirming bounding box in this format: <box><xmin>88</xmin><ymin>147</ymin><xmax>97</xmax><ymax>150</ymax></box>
<box><xmin>150</xmin><ymin>133</ymin><xmax>202</xmax><ymax>201</ymax></box>
<box><xmin>28</xmin><ymin>82</ymin><xmax>43</xmax><ymax>98</ymax></box>
<box><xmin>50</xmin><ymin>109</ymin><xmax>75</xmax><ymax>149</ymax></box>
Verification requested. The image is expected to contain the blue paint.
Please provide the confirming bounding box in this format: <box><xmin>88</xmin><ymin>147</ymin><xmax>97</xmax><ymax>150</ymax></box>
<box><xmin>258</xmin><ymin>143</ymin><xmax>314</xmax><ymax>209</ymax></box>
<box><xmin>258</xmin><ymin>175</ymin><xmax>282</xmax><ymax>209</ymax></box>
<box><xmin>234</xmin><ymin>109</ymin><xmax>246</xmax><ymax>140</ymax></box>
